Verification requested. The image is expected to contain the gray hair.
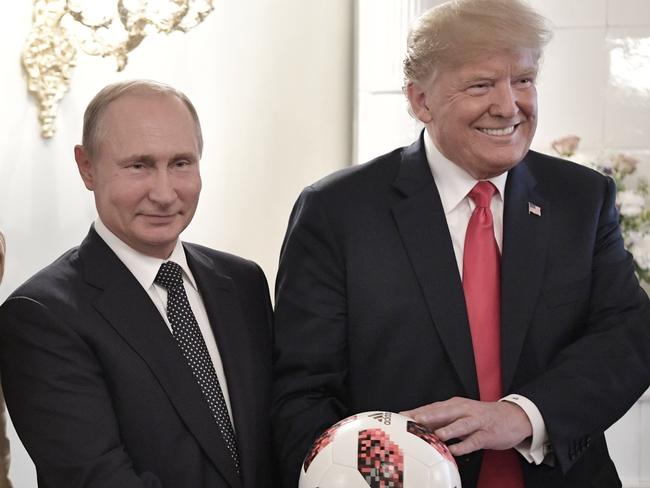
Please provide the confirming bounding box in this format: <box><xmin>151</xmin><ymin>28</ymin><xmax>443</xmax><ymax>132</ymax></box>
<box><xmin>403</xmin><ymin>0</ymin><xmax>553</xmax><ymax>86</ymax></box>
<box><xmin>82</xmin><ymin>80</ymin><xmax>203</xmax><ymax>158</ymax></box>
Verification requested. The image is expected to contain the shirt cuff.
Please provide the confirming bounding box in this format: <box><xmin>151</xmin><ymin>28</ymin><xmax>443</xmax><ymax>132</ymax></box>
<box><xmin>500</xmin><ymin>393</ymin><xmax>549</xmax><ymax>465</ymax></box>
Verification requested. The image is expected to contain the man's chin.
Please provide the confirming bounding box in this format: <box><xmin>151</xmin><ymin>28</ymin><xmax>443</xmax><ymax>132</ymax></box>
<box><xmin>130</xmin><ymin>229</ymin><xmax>182</xmax><ymax>257</ymax></box>
<box><xmin>484</xmin><ymin>148</ymin><xmax>529</xmax><ymax>171</ymax></box>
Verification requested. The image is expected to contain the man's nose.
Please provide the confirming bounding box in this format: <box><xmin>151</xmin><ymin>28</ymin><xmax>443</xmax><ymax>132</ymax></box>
<box><xmin>488</xmin><ymin>82</ymin><xmax>518</xmax><ymax>118</ymax></box>
<box><xmin>149</xmin><ymin>169</ymin><xmax>176</xmax><ymax>205</ymax></box>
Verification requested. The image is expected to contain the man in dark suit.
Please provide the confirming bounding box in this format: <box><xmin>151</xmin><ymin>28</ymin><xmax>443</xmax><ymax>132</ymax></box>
<box><xmin>272</xmin><ymin>1</ymin><xmax>650</xmax><ymax>487</ymax></box>
<box><xmin>0</xmin><ymin>80</ymin><xmax>273</xmax><ymax>487</ymax></box>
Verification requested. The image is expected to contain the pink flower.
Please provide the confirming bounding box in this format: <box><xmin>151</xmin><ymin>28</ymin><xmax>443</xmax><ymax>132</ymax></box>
<box><xmin>613</xmin><ymin>154</ymin><xmax>639</xmax><ymax>175</ymax></box>
<box><xmin>551</xmin><ymin>135</ymin><xmax>581</xmax><ymax>157</ymax></box>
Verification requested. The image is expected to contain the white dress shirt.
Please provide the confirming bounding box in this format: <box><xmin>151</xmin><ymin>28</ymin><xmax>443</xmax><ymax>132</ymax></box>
<box><xmin>94</xmin><ymin>218</ymin><xmax>235</xmax><ymax>426</ymax></box>
<box><xmin>423</xmin><ymin>130</ymin><xmax>548</xmax><ymax>464</ymax></box>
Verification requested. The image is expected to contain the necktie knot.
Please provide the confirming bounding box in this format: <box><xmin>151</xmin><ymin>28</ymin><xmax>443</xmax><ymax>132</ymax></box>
<box><xmin>155</xmin><ymin>261</ymin><xmax>184</xmax><ymax>290</ymax></box>
<box><xmin>468</xmin><ymin>181</ymin><xmax>497</xmax><ymax>209</ymax></box>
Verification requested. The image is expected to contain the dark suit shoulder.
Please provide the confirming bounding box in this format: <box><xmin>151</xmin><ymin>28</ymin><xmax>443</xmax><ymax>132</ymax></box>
<box><xmin>308</xmin><ymin>146</ymin><xmax>404</xmax><ymax>198</ymax></box>
<box><xmin>183</xmin><ymin>242</ymin><xmax>262</xmax><ymax>277</ymax></box>
<box><xmin>525</xmin><ymin>150</ymin><xmax>610</xmax><ymax>194</ymax></box>
<box><xmin>0</xmin><ymin>246</ymin><xmax>95</xmax><ymax>355</ymax></box>
<box><xmin>4</xmin><ymin>246</ymin><xmax>83</xmax><ymax>306</ymax></box>
<box><xmin>182</xmin><ymin>243</ymin><xmax>270</xmax><ymax>308</ymax></box>
<box><xmin>287</xmin><ymin>146</ymin><xmax>411</xmax><ymax>234</ymax></box>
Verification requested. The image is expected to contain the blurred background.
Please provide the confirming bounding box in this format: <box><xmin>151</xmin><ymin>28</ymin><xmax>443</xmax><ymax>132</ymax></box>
<box><xmin>0</xmin><ymin>0</ymin><xmax>648</xmax><ymax>485</ymax></box>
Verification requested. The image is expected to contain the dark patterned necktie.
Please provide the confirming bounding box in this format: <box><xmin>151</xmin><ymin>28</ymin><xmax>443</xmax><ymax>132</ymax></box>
<box><xmin>155</xmin><ymin>261</ymin><xmax>240</xmax><ymax>474</ymax></box>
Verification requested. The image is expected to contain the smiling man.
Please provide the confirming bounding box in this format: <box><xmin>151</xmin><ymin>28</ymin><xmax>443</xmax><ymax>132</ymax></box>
<box><xmin>0</xmin><ymin>80</ymin><xmax>274</xmax><ymax>488</ymax></box>
<box><xmin>271</xmin><ymin>1</ymin><xmax>650</xmax><ymax>487</ymax></box>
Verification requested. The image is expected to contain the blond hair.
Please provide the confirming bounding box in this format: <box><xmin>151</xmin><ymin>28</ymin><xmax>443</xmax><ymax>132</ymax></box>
<box><xmin>403</xmin><ymin>0</ymin><xmax>552</xmax><ymax>85</ymax></box>
<box><xmin>82</xmin><ymin>80</ymin><xmax>203</xmax><ymax>159</ymax></box>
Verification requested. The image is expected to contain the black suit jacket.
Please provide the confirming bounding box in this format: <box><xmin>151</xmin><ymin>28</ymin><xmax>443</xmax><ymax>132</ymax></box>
<box><xmin>0</xmin><ymin>228</ymin><xmax>274</xmax><ymax>488</ymax></box>
<box><xmin>272</xmin><ymin>135</ymin><xmax>650</xmax><ymax>487</ymax></box>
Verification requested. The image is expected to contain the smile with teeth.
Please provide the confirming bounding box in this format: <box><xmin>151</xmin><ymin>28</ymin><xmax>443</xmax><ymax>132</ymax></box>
<box><xmin>478</xmin><ymin>125</ymin><xmax>517</xmax><ymax>136</ymax></box>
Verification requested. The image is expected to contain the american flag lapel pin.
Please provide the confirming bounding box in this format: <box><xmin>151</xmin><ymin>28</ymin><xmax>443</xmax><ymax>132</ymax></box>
<box><xmin>528</xmin><ymin>202</ymin><xmax>542</xmax><ymax>216</ymax></box>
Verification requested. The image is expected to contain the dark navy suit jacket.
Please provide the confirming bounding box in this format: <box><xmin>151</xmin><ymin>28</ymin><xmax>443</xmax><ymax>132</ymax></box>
<box><xmin>272</xmin><ymin>134</ymin><xmax>650</xmax><ymax>487</ymax></box>
<box><xmin>0</xmin><ymin>228</ymin><xmax>274</xmax><ymax>488</ymax></box>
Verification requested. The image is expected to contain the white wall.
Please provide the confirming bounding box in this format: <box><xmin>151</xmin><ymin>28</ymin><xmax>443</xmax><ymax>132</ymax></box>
<box><xmin>0</xmin><ymin>2</ymin><xmax>353</xmax><ymax>485</ymax></box>
<box><xmin>355</xmin><ymin>1</ymin><xmax>650</xmax><ymax>487</ymax></box>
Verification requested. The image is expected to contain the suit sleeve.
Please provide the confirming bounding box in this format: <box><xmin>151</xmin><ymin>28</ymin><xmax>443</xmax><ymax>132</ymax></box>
<box><xmin>0</xmin><ymin>297</ymin><xmax>162</xmax><ymax>488</ymax></box>
<box><xmin>518</xmin><ymin>176</ymin><xmax>650</xmax><ymax>473</ymax></box>
<box><xmin>272</xmin><ymin>187</ymin><xmax>349</xmax><ymax>488</ymax></box>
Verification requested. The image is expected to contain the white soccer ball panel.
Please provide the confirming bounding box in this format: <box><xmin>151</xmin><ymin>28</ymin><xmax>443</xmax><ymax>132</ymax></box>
<box><xmin>300</xmin><ymin>443</ymin><xmax>333</xmax><ymax>484</ymax></box>
<box><xmin>428</xmin><ymin>457</ymin><xmax>462</xmax><ymax>488</ymax></box>
<box><xmin>318</xmin><ymin>464</ymin><xmax>368</xmax><ymax>488</ymax></box>
<box><xmin>331</xmin><ymin>420</ymin><xmax>361</xmax><ymax>467</ymax></box>
<box><xmin>403</xmin><ymin>454</ymin><xmax>435</xmax><ymax>486</ymax></box>
<box><xmin>299</xmin><ymin>411</ymin><xmax>462</xmax><ymax>488</ymax></box>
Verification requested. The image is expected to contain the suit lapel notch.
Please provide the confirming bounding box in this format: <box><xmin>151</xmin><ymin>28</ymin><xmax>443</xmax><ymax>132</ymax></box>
<box><xmin>392</xmin><ymin>131</ymin><xmax>434</xmax><ymax>197</ymax></box>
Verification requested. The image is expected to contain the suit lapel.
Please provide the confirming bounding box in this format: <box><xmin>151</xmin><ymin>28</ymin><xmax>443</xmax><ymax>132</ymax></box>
<box><xmin>391</xmin><ymin>136</ymin><xmax>479</xmax><ymax>399</ymax></box>
<box><xmin>390</xmin><ymin>141</ymin><xmax>551</xmax><ymax>398</ymax></box>
<box><xmin>501</xmin><ymin>156</ymin><xmax>549</xmax><ymax>393</ymax></box>
<box><xmin>185</xmin><ymin>245</ymin><xmax>260</xmax><ymax>488</ymax></box>
<box><xmin>79</xmin><ymin>230</ymin><xmax>242</xmax><ymax>488</ymax></box>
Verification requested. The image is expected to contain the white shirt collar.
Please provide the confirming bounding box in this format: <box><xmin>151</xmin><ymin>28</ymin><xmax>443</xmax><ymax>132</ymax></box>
<box><xmin>94</xmin><ymin>218</ymin><xmax>198</xmax><ymax>291</ymax></box>
<box><xmin>423</xmin><ymin>129</ymin><xmax>508</xmax><ymax>213</ymax></box>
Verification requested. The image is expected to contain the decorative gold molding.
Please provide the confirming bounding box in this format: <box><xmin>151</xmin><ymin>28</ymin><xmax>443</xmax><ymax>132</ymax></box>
<box><xmin>23</xmin><ymin>1</ymin><xmax>76</xmax><ymax>139</ymax></box>
<box><xmin>23</xmin><ymin>0</ymin><xmax>215</xmax><ymax>138</ymax></box>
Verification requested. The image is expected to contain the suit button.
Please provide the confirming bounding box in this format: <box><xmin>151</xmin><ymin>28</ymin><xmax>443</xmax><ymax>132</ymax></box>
<box><xmin>455</xmin><ymin>451</ymin><xmax>476</xmax><ymax>464</ymax></box>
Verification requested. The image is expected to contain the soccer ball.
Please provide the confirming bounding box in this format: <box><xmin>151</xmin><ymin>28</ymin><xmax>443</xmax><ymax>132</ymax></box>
<box><xmin>299</xmin><ymin>411</ymin><xmax>461</xmax><ymax>488</ymax></box>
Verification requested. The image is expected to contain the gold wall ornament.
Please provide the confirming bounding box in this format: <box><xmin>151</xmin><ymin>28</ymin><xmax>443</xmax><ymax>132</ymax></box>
<box><xmin>23</xmin><ymin>0</ymin><xmax>77</xmax><ymax>139</ymax></box>
<box><xmin>23</xmin><ymin>0</ymin><xmax>215</xmax><ymax>138</ymax></box>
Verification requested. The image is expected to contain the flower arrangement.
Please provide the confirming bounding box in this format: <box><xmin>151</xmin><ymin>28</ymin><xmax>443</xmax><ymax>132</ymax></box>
<box><xmin>551</xmin><ymin>135</ymin><xmax>650</xmax><ymax>284</ymax></box>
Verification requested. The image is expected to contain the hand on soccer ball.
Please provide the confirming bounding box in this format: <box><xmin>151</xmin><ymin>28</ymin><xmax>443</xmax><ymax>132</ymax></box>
<box><xmin>400</xmin><ymin>397</ymin><xmax>533</xmax><ymax>456</ymax></box>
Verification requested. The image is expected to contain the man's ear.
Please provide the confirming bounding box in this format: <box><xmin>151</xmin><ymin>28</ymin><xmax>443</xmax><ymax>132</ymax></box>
<box><xmin>74</xmin><ymin>145</ymin><xmax>94</xmax><ymax>191</ymax></box>
<box><xmin>405</xmin><ymin>81</ymin><xmax>433</xmax><ymax>124</ymax></box>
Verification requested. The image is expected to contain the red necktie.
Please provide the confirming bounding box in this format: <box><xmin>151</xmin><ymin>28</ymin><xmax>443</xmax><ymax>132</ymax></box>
<box><xmin>462</xmin><ymin>181</ymin><xmax>524</xmax><ymax>488</ymax></box>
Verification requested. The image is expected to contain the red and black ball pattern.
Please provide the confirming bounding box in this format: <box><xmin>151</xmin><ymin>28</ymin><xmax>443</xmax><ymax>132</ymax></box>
<box><xmin>406</xmin><ymin>421</ymin><xmax>455</xmax><ymax>464</ymax></box>
<box><xmin>357</xmin><ymin>428</ymin><xmax>404</xmax><ymax>488</ymax></box>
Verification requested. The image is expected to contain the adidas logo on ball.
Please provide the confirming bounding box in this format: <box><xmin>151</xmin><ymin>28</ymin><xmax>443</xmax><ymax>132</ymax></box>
<box><xmin>368</xmin><ymin>411</ymin><xmax>392</xmax><ymax>425</ymax></box>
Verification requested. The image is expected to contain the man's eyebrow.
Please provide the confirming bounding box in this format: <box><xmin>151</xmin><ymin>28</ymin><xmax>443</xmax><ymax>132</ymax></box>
<box><xmin>462</xmin><ymin>74</ymin><xmax>494</xmax><ymax>83</ymax></box>
<box><xmin>460</xmin><ymin>67</ymin><xmax>538</xmax><ymax>84</ymax></box>
<box><xmin>117</xmin><ymin>153</ymin><xmax>198</xmax><ymax>165</ymax></box>
<box><xmin>169</xmin><ymin>152</ymin><xmax>199</xmax><ymax>163</ymax></box>
<box><xmin>515</xmin><ymin>67</ymin><xmax>539</xmax><ymax>77</ymax></box>
<box><xmin>118</xmin><ymin>154</ymin><xmax>156</xmax><ymax>165</ymax></box>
